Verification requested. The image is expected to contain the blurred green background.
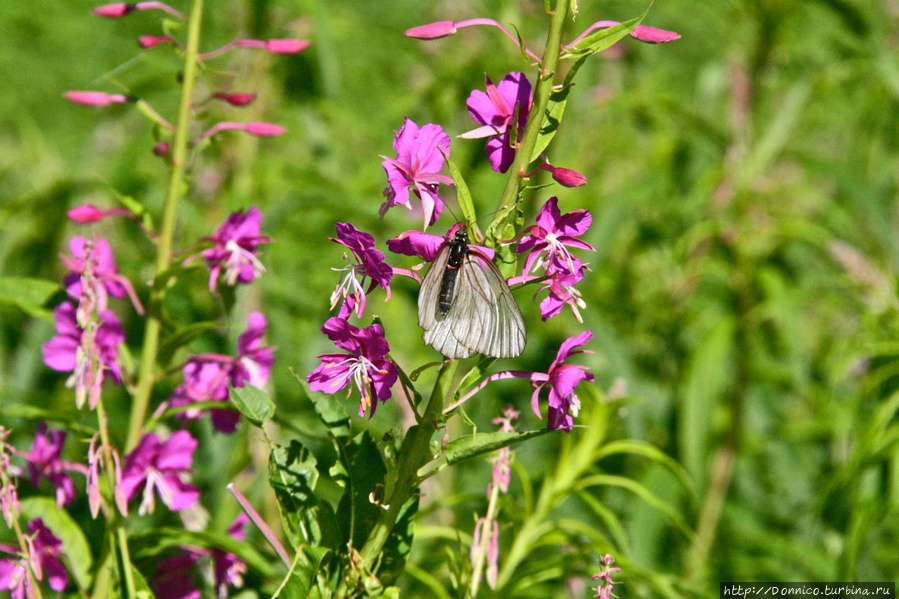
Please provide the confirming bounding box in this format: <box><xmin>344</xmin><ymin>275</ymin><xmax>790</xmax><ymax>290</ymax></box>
<box><xmin>2</xmin><ymin>0</ymin><xmax>899</xmax><ymax>596</ymax></box>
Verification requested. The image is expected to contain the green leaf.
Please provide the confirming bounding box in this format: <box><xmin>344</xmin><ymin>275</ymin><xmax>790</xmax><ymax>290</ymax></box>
<box><xmin>444</xmin><ymin>155</ymin><xmax>477</xmax><ymax>231</ymax></box>
<box><xmin>129</xmin><ymin>527</ymin><xmax>275</xmax><ymax>578</ymax></box>
<box><xmin>230</xmin><ymin>383</ymin><xmax>276</xmax><ymax>427</ymax></box>
<box><xmin>562</xmin><ymin>13</ymin><xmax>644</xmax><ymax>58</ymax></box>
<box><xmin>293</xmin><ymin>372</ymin><xmax>351</xmax><ymax>439</ymax></box>
<box><xmin>444</xmin><ymin>429</ymin><xmax>554</xmax><ymax>466</ymax></box>
<box><xmin>0</xmin><ymin>276</ymin><xmax>63</xmax><ymax>319</ymax></box>
<box><xmin>269</xmin><ymin>440</ymin><xmax>341</xmax><ymax>550</ymax></box>
<box><xmin>337</xmin><ymin>431</ymin><xmax>388</xmax><ymax>549</ymax></box>
<box><xmin>455</xmin><ymin>356</ymin><xmax>497</xmax><ymax>396</ymax></box>
<box><xmin>19</xmin><ymin>497</ymin><xmax>93</xmax><ymax>589</ymax></box>
<box><xmin>113</xmin><ymin>190</ymin><xmax>154</xmax><ymax>233</ymax></box>
<box><xmin>271</xmin><ymin>545</ymin><xmax>330</xmax><ymax>599</ymax></box>
<box><xmin>156</xmin><ymin>321</ymin><xmax>221</xmax><ymax>367</ymax></box>
<box><xmin>379</xmin><ymin>495</ymin><xmax>419</xmax><ymax>585</ymax></box>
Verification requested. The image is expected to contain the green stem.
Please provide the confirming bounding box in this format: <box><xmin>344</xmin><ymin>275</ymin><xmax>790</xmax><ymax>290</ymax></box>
<box><xmin>493</xmin><ymin>1</ymin><xmax>570</xmax><ymax>226</ymax></box>
<box><xmin>127</xmin><ymin>0</ymin><xmax>205</xmax><ymax>451</ymax></box>
<box><xmin>336</xmin><ymin>359</ymin><xmax>459</xmax><ymax>598</ymax></box>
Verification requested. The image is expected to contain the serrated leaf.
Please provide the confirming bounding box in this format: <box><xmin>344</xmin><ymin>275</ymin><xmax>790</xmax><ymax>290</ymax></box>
<box><xmin>293</xmin><ymin>372</ymin><xmax>351</xmax><ymax>439</ymax></box>
<box><xmin>269</xmin><ymin>440</ymin><xmax>341</xmax><ymax>550</ymax></box>
<box><xmin>271</xmin><ymin>545</ymin><xmax>330</xmax><ymax>599</ymax></box>
<box><xmin>19</xmin><ymin>497</ymin><xmax>93</xmax><ymax>589</ymax></box>
<box><xmin>337</xmin><ymin>431</ymin><xmax>388</xmax><ymax>550</ymax></box>
<box><xmin>156</xmin><ymin>321</ymin><xmax>221</xmax><ymax>367</ymax></box>
<box><xmin>444</xmin><ymin>429</ymin><xmax>554</xmax><ymax>466</ymax></box>
<box><xmin>230</xmin><ymin>383</ymin><xmax>275</xmax><ymax>427</ymax></box>
<box><xmin>0</xmin><ymin>276</ymin><xmax>63</xmax><ymax>319</ymax></box>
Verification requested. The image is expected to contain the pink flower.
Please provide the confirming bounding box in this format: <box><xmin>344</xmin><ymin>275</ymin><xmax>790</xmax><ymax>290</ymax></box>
<box><xmin>592</xmin><ymin>554</ymin><xmax>623</xmax><ymax>599</ymax></box>
<box><xmin>62</xmin><ymin>236</ymin><xmax>143</xmax><ymax>314</ymax></box>
<box><xmin>170</xmin><ymin>312</ymin><xmax>274</xmax><ymax>433</ymax></box>
<box><xmin>328</xmin><ymin>223</ymin><xmax>394</xmax><ymax>318</ymax></box>
<box><xmin>41</xmin><ymin>302</ymin><xmax>125</xmax><ymax>409</ymax></box>
<box><xmin>517</xmin><ymin>197</ymin><xmax>594</xmax><ymax>278</ymax></box>
<box><xmin>86</xmin><ymin>433</ymin><xmax>127</xmax><ymax>518</ymax></box>
<box><xmin>200</xmin><ymin>207</ymin><xmax>271</xmax><ymax>292</ymax></box>
<box><xmin>380</xmin><ymin>117</ymin><xmax>453</xmax><ymax>229</ymax></box>
<box><xmin>93</xmin><ymin>2</ymin><xmax>186</xmax><ymax>19</ymax></box>
<box><xmin>21</xmin><ymin>423</ymin><xmax>88</xmax><ymax>507</ymax></box>
<box><xmin>0</xmin><ymin>519</ymin><xmax>69</xmax><ymax>596</ymax></box>
<box><xmin>307</xmin><ymin>317</ymin><xmax>397</xmax><ymax>418</ymax></box>
<box><xmin>535</xmin><ymin>269</ymin><xmax>587</xmax><ymax>322</ymax></box>
<box><xmin>120</xmin><ymin>431</ymin><xmax>200</xmax><ymax>515</ymax></box>
<box><xmin>471</xmin><ymin>519</ymin><xmax>499</xmax><ymax>588</ymax></box>
<box><xmin>460</xmin><ymin>73</ymin><xmax>533</xmax><ymax>173</ymax></box>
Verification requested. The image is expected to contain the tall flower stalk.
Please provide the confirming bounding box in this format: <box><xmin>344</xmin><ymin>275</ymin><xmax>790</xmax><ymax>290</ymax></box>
<box><xmin>128</xmin><ymin>0</ymin><xmax>206</xmax><ymax>451</ymax></box>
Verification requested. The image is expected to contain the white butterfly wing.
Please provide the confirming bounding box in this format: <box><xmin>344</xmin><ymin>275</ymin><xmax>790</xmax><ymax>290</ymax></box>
<box><xmin>418</xmin><ymin>245</ymin><xmax>526</xmax><ymax>359</ymax></box>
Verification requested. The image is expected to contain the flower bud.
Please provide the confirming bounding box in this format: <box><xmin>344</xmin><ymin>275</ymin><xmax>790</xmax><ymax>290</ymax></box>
<box><xmin>152</xmin><ymin>141</ymin><xmax>170</xmax><ymax>156</ymax></box>
<box><xmin>549</xmin><ymin>166</ymin><xmax>587</xmax><ymax>187</ymax></box>
<box><xmin>138</xmin><ymin>35</ymin><xmax>176</xmax><ymax>49</ymax></box>
<box><xmin>93</xmin><ymin>3</ymin><xmax>135</xmax><ymax>17</ymax></box>
<box><xmin>67</xmin><ymin>205</ymin><xmax>105</xmax><ymax>224</ymax></box>
<box><xmin>64</xmin><ymin>91</ymin><xmax>130</xmax><ymax>106</ymax></box>
<box><xmin>404</xmin><ymin>21</ymin><xmax>457</xmax><ymax>40</ymax></box>
<box><xmin>630</xmin><ymin>24</ymin><xmax>681</xmax><ymax>44</ymax></box>
<box><xmin>212</xmin><ymin>92</ymin><xmax>257</xmax><ymax>106</ymax></box>
<box><xmin>244</xmin><ymin>122</ymin><xmax>286</xmax><ymax>137</ymax></box>
<box><xmin>265</xmin><ymin>39</ymin><xmax>310</xmax><ymax>54</ymax></box>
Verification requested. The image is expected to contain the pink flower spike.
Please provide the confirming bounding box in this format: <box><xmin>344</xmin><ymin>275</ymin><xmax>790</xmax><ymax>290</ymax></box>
<box><xmin>212</xmin><ymin>92</ymin><xmax>257</xmax><ymax>106</ymax></box>
<box><xmin>405</xmin><ymin>21</ymin><xmax>457</xmax><ymax>39</ymax></box>
<box><xmin>138</xmin><ymin>35</ymin><xmax>177</xmax><ymax>49</ymax></box>
<box><xmin>64</xmin><ymin>91</ymin><xmax>130</xmax><ymax>106</ymax></box>
<box><xmin>93</xmin><ymin>3</ymin><xmax>135</xmax><ymax>17</ymax></box>
<box><xmin>265</xmin><ymin>38</ymin><xmax>311</xmax><ymax>54</ymax></box>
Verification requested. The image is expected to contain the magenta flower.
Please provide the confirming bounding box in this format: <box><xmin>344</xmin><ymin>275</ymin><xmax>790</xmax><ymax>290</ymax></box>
<box><xmin>120</xmin><ymin>431</ymin><xmax>200</xmax><ymax>515</ymax></box>
<box><xmin>307</xmin><ymin>317</ymin><xmax>397</xmax><ymax>418</ymax></box>
<box><xmin>151</xmin><ymin>514</ymin><xmax>248</xmax><ymax>599</ymax></box>
<box><xmin>41</xmin><ymin>302</ymin><xmax>125</xmax><ymax>409</ymax></box>
<box><xmin>449</xmin><ymin>331</ymin><xmax>593</xmax><ymax>431</ymax></box>
<box><xmin>328</xmin><ymin>222</ymin><xmax>394</xmax><ymax>318</ymax></box>
<box><xmin>530</xmin><ymin>330</ymin><xmax>594</xmax><ymax>431</ymax></box>
<box><xmin>592</xmin><ymin>554</ymin><xmax>623</xmax><ymax>599</ymax></box>
<box><xmin>170</xmin><ymin>312</ymin><xmax>273</xmax><ymax>433</ymax></box>
<box><xmin>0</xmin><ymin>519</ymin><xmax>68</xmax><ymax>597</ymax></box>
<box><xmin>201</xmin><ymin>206</ymin><xmax>271</xmax><ymax>292</ymax></box>
<box><xmin>62</xmin><ymin>236</ymin><xmax>143</xmax><ymax>314</ymax></box>
<box><xmin>21</xmin><ymin>423</ymin><xmax>88</xmax><ymax>507</ymax></box>
<box><xmin>153</xmin><ymin>553</ymin><xmax>200</xmax><ymax>599</ymax></box>
<box><xmin>380</xmin><ymin>117</ymin><xmax>453</xmax><ymax>229</ymax></box>
<box><xmin>93</xmin><ymin>2</ymin><xmax>186</xmax><ymax>19</ymax></box>
<box><xmin>387</xmin><ymin>226</ymin><xmax>494</xmax><ymax>263</ymax></box>
<box><xmin>518</xmin><ymin>197</ymin><xmax>594</xmax><ymax>277</ymax></box>
<box><xmin>460</xmin><ymin>73</ymin><xmax>533</xmax><ymax>173</ymax></box>
<box><xmin>535</xmin><ymin>269</ymin><xmax>587</xmax><ymax>322</ymax></box>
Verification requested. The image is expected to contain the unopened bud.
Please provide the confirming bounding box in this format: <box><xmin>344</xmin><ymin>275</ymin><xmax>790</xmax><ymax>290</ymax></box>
<box><xmin>405</xmin><ymin>21</ymin><xmax>457</xmax><ymax>40</ymax></box>
<box><xmin>93</xmin><ymin>3</ymin><xmax>134</xmax><ymax>17</ymax></box>
<box><xmin>67</xmin><ymin>205</ymin><xmax>105</xmax><ymax>224</ymax></box>
<box><xmin>630</xmin><ymin>25</ymin><xmax>681</xmax><ymax>44</ymax></box>
<box><xmin>265</xmin><ymin>39</ymin><xmax>310</xmax><ymax>54</ymax></box>
<box><xmin>152</xmin><ymin>141</ymin><xmax>170</xmax><ymax>156</ymax></box>
<box><xmin>244</xmin><ymin>122</ymin><xmax>286</xmax><ymax>137</ymax></box>
<box><xmin>64</xmin><ymin>91</ymin><xmax>131</xmax><ymax>106</ymax></box>
<box><xmin>212</xmin><ymin>92</ymin><xmax>257</xmax><ymax>106</ymax></box>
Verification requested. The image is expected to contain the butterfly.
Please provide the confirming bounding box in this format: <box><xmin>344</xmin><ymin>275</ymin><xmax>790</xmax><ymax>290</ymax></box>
<box><xmin>418</xmin><ymin>227</ymin><xmax>526</xmax><ymax>359</ymax></box>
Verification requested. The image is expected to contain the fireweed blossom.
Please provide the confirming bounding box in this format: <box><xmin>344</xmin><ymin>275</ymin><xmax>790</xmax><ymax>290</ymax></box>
<box><xmin>380</xmin><ymin>117</ymin><xmax>453</xmax><ymax>228</ymax></box>
<box><xmin>152</xmin><ymin>513</ymin><xmax>249</xmax><ymax>599</ymax></box>
<box><xmin>41</xmin><ymin>302</ymin><xmax>125</xmax><ymax>409</ymax></box>
<box><xmin>119</xmin><ymin>431</ymin><xmax>200</xmax><ymax>515</ymax></box>
<box><xmin>86</xmin><ymin>433</ymin><xmax>127</xmax><ymax>518</ymax></box>
<box><xmin>449</xmin><ymin>331</ymin><xmax>593</xmax><ymax>431</ymax></box>
<box><xmin>0</xmin><ymin>518</ymin><xmax>69</xmax><ymax>597</ymax></box>
<box><xmin>517</xmin><ymin>196</ymin><xmax>594</xmax><ymax>277</ymax></box>
<box><xmin>328</xmin><ymin>222</ymin><xmax>394</xmax><ymax>318</ymax></box>
<box><xmin>200</xmin><ymin>206</ymin><xmax>271</xmax><ymax>292</ymax></box>
<box><xmin>21</xmin><ymin>423</ymin><xmax>88</xmax><ymax>507</ymax></box>
<box><xmin>307</xmin><ymin>317</ymin><xmax>397</xmax><ymax>418</ymax></box>
<box><xmin>536</xmin><ymin>268</ymin><xmax>588</xmax><ymax>322</ymax></box>
<box><xmin>460</xmin><ymin>72</ymin><xmax>533</xmax><ymax>173</ymax></box>
<box><xmin>62</xmin><ymin>236</ymin><xmax>144</xmax><ymax>314</ymax></box>
<box><xmin>170</xmin><ymin>312</ymin><xmax>274</xmax><ymax>433</ymax></box>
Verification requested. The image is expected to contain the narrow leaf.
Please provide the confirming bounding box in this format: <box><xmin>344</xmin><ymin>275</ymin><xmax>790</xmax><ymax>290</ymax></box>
<box><xmin>445</xmin><ymin>154</ymin><xmax>477</xmax><ymax>232</ymax></box>
<box><xmin>271</xmin><ymin>545</ymin><xmax>330</xmax><ymax>599</ymax></box>
<box><xmin>0</xmin><ymin>276</ymin><xmax>63</xmax><ymax>319</ymax></box>
<box><xmin>563</xmin><ymin>13</ymin><xmax>644</xmax><ymax>58</ymax></box>
<box><xmin>19</xmin><ymin>497</ymin><xmax>93</xmax><ymax>589</ymax></box>
<box><xmin>444</xmin><ymin>429</ymin><xmax>554</xmax><ymax>466</ymax></box>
